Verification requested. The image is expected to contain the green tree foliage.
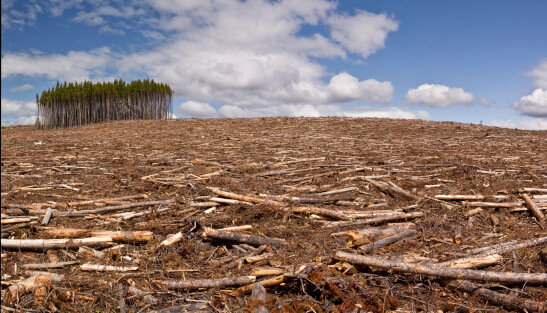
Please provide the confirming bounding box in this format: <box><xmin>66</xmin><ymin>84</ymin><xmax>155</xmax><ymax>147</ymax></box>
<box><xmin>36</xmin><ymin>79</ymin><xmax>173</xmax><ymax>129</ymax></box>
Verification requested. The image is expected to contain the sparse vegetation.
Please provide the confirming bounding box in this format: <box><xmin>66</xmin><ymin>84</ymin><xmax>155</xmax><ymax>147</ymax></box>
<box><xmin>36</xmin><ymin>79</ymin><xmax>173</xmax><ymax>129</ymax></box>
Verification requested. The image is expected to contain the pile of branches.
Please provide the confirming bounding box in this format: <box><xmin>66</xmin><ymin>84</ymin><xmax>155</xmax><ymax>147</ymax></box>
<box><xmin>36</xmin><ymin>79</ymin><xmax>173</xmax><ymax>129</ymax></box>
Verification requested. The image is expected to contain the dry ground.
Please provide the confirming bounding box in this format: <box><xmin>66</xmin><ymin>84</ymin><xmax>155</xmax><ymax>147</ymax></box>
<box><xmin>1</xmin><ymin>117</ymin><xmax>546</xmax><ymax>312</ymax></box>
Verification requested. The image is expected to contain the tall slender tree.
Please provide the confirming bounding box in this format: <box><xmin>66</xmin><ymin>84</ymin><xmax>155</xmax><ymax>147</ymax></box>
<box><xmin>36</xmin><ymin>79</ymin><xmax>173</xmax><ymax>129</ymax></box>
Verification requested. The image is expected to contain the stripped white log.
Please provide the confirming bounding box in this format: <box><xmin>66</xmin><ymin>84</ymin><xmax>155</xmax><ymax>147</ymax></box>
<box><xmin>1</xmin><ymin>237</ymin><xmax>113</xmax><ymax>250</ymax></box>
<box><xmin>435</xmin><ymin>195</ymin><xmax>485</xmax><ymax>201</ymax></box>
<box><xmin>80</xmin><ymin>264</ymin><xmax>139</xmax><ymax>272</ymax></box>
<box><xmin>160</xmin><ymin>231</ymin><xmax>183</xmax><ymax>246</ymax></box>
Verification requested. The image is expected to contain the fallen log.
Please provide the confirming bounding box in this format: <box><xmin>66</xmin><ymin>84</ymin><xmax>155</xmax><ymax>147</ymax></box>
<box><xmin>313</xmin><ymin>186</ymin><xmax>359</xmax><ymax>196</ymax></box>
<box><xmin>288</xmin><ymin>206</ymin><xmax>351</xmax><ymax>221</ymax></box>
<box><xmin>53</xmin><ymin>199</ymin><xmax>175</xmax><ymax>217</ymax></box>
<box><xmin>1</xmin><ymin>237</ymin><xmax>113</xmax><ymax>250</ymax></box>
<box><xmin>3</xmin><ymin>272</ymin><xmax>64</xmax><ymax>306</ymax></box>
<box><xmin>21</xmin><ymin>261</ymin><xmax>79</xmax><ymax>270</ymax></box>
<box><xmin>461</xmin><ymin>201</ymin><xmax>522</xmax><ymax>208</ymax></box>
<box><xmin>334</xmin><ymin>251</ymin><xmax>547</xmax><ymax>284</ymax></box>
<box><xmin>160</xmin><ymin>231</ymin><xmax>183</xmax><ymax>246</ymax></box>
<box><xmin>449</xmin><ymin>280</ymin><xmax>546</xmax><ymax>312</ymax></box>
<box><xmin>154</xmin><ymin>276</ymin><xmax>256</xmax><ymax>290</ymax></box>
<box><xmin>325</xmin><ymin>212</ymin><xmax>423</xmax><ymax>228</ymax></box>
<box><xmin>521</xmin><ymin>193</ymin><xmax>545</xmax><ymax>222</ymax></box>
<box><xmin>36</xmin><ymin>227</ymin><xmax>154</xmax><ymax>243</ymax></box>
<box><xmin>209</xmin><ymin>188</ymin><xmax>285</xmax><ymax>206</ymax></box>
<box><xmin>347</xmin><ymin>224</ymin><xmax>414</xmax><ymax>247</ymax></box>
<box><xmin>436</xmin><ymin>254</ymin><xmax>502</xmax><ymax>269</ymax></box>
<box><xmin>356</xmin><ymin>229</ymin><xmax>417</xmax><ymax>253</ymax></box>
<box><xmin>80</xmin><ymin>264</ymin><xmax>139</xmax><ymax>272</ymax></box>
<box><xmin>203</xmin><ymin>227</ymin><xmax>286</xmax><ymax>247</ymax></box>
<box><xmin>127</xmin><ymin>286</ymin><xmax>159</xmax><ymax>305</ymax></box>
<box><xmin>364</xmin><ymin>179</ymin><xmax>418</xmax><ymax>201</ymax></box>
<box><xmin>472</xmin><ymin>236</ymin><xmax>547</xmax><ymax>257</ymax></box>
<box><xmin>435</xmin><ymin>195</ymin><xmax>485</xmax><ymax>201</ymax></box>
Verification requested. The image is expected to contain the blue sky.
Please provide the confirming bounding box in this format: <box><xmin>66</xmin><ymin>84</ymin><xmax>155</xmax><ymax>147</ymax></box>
<box><xmin>2</xmin><ymin>0</ymin><xmax>546</xmax><ymax>129</ymax></box>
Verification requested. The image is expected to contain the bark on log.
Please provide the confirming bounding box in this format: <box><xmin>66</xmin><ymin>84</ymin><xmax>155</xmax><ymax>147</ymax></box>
<box><xmin>288</xmin><ymin>206</ymin><xmax>351</xmax><ymax>221</ymax></box>
<box><xmin>1</xmin><ymin>237</ymin><xmax>113</xmax><ymax>250</ymax></box>
<box><xmin>466</xmin><ymin>240</ymin><xmax>517</xmax><ymax>255</ymax></box>
<box><xmin>154</xmin><ymin>276</ymin><xmax>256</xmax><ymax>290</ymax></box>
<box><xmin>364</xmin><ymin>179</ymin><xmax>418</xmax><ymax>201</ymax></box>
<box><xmin>78</xmin><ymin>246</ymin><xmax>106</xmax><ymax>258</ymax></box>
<box><xmin>356</xmin><ymin>229</ymin><xmax>417</xmax><ymax>253</ymax></box>
<box><xmin>472</xmin><ymin>236</ymin><xmax>547</xmax><ymax>258</ymax></box>
<box><xmin>449</xmin><ymin>280</ymin><xmax>546</xmax><ymax>312</ymax></box>
<box><xmin>335</xmin><ymin>251</ymin><xmax>547</xmax><ymax>284</ymax></box>
<box><xmin>203</xmin><ymin>227</ymin><xmax>286</xmax><ymax>247</ymax></box>
<box><xmin>41</xmin><ymin>208</ymin><xmax>53</xmax><ymax>225</ymax></box>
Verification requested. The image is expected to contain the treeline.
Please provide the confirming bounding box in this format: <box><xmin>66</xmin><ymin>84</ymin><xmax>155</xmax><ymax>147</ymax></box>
<box><xmin>37</xmin><ymin>79</ymin><xmax>173</xmax><ymax>129</ymax></box>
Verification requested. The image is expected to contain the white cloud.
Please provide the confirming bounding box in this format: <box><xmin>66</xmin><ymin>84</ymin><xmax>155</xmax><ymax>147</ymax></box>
<box><xmin>327</xmin><ymin>73</ymin><xmax>393</xmax><ymax>103</ymax></box>
<box><xmin>72</xmin><ymin>5</ymin><xmax>144</xmax><ymax>26</ymax></box>
<box><xmin>217</xmin><ymin>103</ymin><xmax>428</xmax><ymax>120</ymax></box>
<box><xmin>9</xmin><ymin>84</ymin><xmax>34</xmax><ymax>92</ymax></box>
<box><xmin>99</xmin><ymin>25</ymin><xmax>125</xmax><ymax>35</ymax></box>
<box><xmin>513</xmin><ymin>88</ymin><xmax>547</xmax><ymax>118</ymax></box>
<box><xmin>1</xmin><ymin>98</ymin><xmax>36</xmax><ymax>116</ymax></box>
<box><xmin>1</xmin><ymin>47</ymin><xmax>113</xmax><ymax>82</ymax></box>
<box><xmin>1</xmin><ymin>1</ymin><xmax>42</xmax><ymax>28</ymax></box>
<box><xmin>478</xmin><ymin>97</ymin><xmax>493</xmax><ymax>107</ymax></box>
<box><xmin>177</xmin><ymin>101</ymin><xmax>216</xmax><ymax>117</ymax></box>
<box><xmin>527</xmin><ymin>60</ymin><xmax>547</xmax><ymax>89</ymax></box>
<box><xmin>486</xmin><ymin>118</ymin><xmax>547</xmax><ymax>131</ymax></box>
<box><xmin>15</xmin><ymin>115</ymin><xmax>37</xmax><ymax>125</ymax></box>
<box><xmin>327</xmin><ymin>10</ymin><xmax>398</xmax><ymax>59</ymax></box>
<box><xmin>1</xmin><ymin>98</ymin><xmax>37</xmax><ymax>125</ymax></box>
<box><xmin>404</xmin><ymin>84</ymin><xmax>474</xmax><ymax>107</ymax></box>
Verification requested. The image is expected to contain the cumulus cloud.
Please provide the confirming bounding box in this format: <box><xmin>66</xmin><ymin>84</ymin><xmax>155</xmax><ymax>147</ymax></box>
<box><xmin>1</xmin><ymin>47</ymin><xmax>113</xmax><ymax>82</ymax></box>
<box><xmin>1</xmin><ymin>1</ymin><xmax>42</xmax><ymax>28</ymax></box>
<box><xmin>177</xmin><ymin>101</ymin><xmax>217</xmax><ymax>117</ymax></box>
<box><xmin>527</xmin><ymin>60</ymin><xmax>547</xmax><ymax>89</ymax></box>
<box><xmin>404</xmin><ymin>84</ymin><xmax>474</xmax><ymax>107</ymax></box>
<box><xmin>9</xmin><ymin>84</ymin><xmax>34</xmax><ymax>92</ymax></box>
<box><xmin>513</xmin><ymin>88</ymin><xmax>547</xmax><ymax>118</ymax></box>
<box><xmin>327</xmin><ymin>73</ymin><xmax>393</xmax><ymax>103</ymax></box>
<box><xmin>328</xmin><ymin>10</ymin><xmax>399</xmax><ymax>59</ymax></box>
<box><xmin>486</xmin><ymin>118</ymin><xmax>547</xmax><ymax>131</ymax></box>
<box><xmin>478</xmin><ymin>97</ymin><xmax>494</xmax><ymax>107</ymax></box>
<box><xmin>1</xmin><ymin>98</ymin><xmax>37</xmax><ymax>125</ymax></box>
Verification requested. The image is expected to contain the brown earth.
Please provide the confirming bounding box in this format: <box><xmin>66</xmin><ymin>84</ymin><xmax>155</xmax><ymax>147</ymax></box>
<box><xmin>1</xmin><ymin>117</ymin><xmax>546</xmax><ymax>312</ymax></box>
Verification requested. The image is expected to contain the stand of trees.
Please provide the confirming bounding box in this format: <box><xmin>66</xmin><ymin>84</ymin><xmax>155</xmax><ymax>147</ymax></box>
<box><xmin>37</xmin><ymin>79</ymin><xmax>173</xmax><ymax>129</ymax></box>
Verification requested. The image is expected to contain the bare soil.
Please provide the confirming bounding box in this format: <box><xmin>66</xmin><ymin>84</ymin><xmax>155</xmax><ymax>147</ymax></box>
<box><xmin>1</xmin><ymin>117</ymin><xmax>546</xmax><ymax>312</ymax></box>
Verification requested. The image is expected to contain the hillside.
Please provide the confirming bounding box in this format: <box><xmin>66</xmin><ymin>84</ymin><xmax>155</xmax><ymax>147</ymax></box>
<box><xmin>1</xmin><ymin>117</ymin><xmax>546</xmax><ymax>312</ymax></box>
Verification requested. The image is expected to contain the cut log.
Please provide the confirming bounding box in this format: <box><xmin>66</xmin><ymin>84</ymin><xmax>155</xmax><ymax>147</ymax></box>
<box><xmin>334</xmin><ymin>251</ymin><xmax>547</xmax><ymax>284</ymax></box>
<box><xmin>436</xmin><ymin>254</ymin><xmax>502</xmax><ymax>269</ymax></box>
<box><xmin>78</xmin><ymin>246</ymin><xmax>106</xmax><ymax>258</ymax></box>
<box><xmin>37</xmin><ymin>227</ymin><xmax>154</xmax><ymax>243</ymax></box>
<box><xmin>288</xmin><ymin>206</ymin><xmax>351</xmax><ymax>221</ymax></box>
<box><xmin>521</xmin><ymin>193</ymin><xmax>545</xmax><ymax>222</ymax></box>
<box><xmin>464</xmin><ymin>208</ymin><xmax>483</xmax><ymax>218</ymax></box>
<box><xmin>325</xmin><ymin>212</ymin><xmax>423</xmax><ymax>228</ymax></box>
<box><xmin>1</xmin><ymin>237</ymin><xmax>113</xmax><ymax>250</ymax></box>
<box><xmin>3</xmin><ymin>272</ymin><xmax>64</xmax><ymax>306</ymax></box>
<box><xmin>449</xmin><ymin>280</ymin><xmax>546</xmax><ymax>312</ymax></box>
<box><xmin>364</xmin><ymin>179</ymin><xmax>418</xmax><ymax>201</ymax></box>
<box><xmin>347</xmin><ymin>224</ymin><xmax>414</xmax><ymax>247</ymax></box>
<box><xmin>209</xmin><ymin>188</ymin><xmax>285</xmax><ymax>206</ymax></box>
<box><xmin>41</xmin><ymin>208</ymin><xmax>53</xmax><ymax>226</ymax></box>
<box><xmin>472</xmin><ymin>236</ymin><xmax>547</xmax><ymax>257</ymax></box>
<box><xmin>466</xmin><ymin>240</ymin><xmax>518</xmax><ymax>255</ymax></box>
<box><xmin>21</xmin><ymin>261</ymin><xmax>79</xmax><ymax>269</ymax></box>
<box><xmin>154</xmin><ymin>276</ymin><xmax>256</xmax><ymax>290</ymax></box>
<box><xmin>435</xmin><ymin>195</ymin><xmax>485</xmax><ymax>201</ymax></box>
<box><xmin>251</xmin><ymin>267</ymin><xmax>287</xmax><ymax>277</ymax></box>
<box><xmin>220</xmin><ymin>225</ymin><xmax>253</xmax><ymax>232</ymax></box>
<box><xmin>461</xmin><ymin>201</ymin><xmax>522</xmax><ymax>208</ymax></box>
<box><xmin>314</xmin><ymin>187</ymin><xmax>359</xmax><ymax>196</ymax></box>
<box><xmin>80</xmin><ymin>264</ymin><xmax>139</xmax><ymax>272</ymax></box>
<box><xmin>203</xmin><ymin>227</ymin><xmax>286</xmax><ymax>247</ymax></box>
<box><xmin>160</xmin><ymin>231</ymin><xmax>183</xmax><ymax>246</ymax></box>
<box><xmin>357</xmin><ymin>229</ymin><xmax>417</xmax><ymax>253</ymax></box>
<box><xmin>53</xmin><ymin>199</ymin><xmax>175</xmax><ymax>217</ymax></box>
<box><xmin>1</xmin><ymin>217</ymin><xmax>37</xmax><ymax>225</ymax></box>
